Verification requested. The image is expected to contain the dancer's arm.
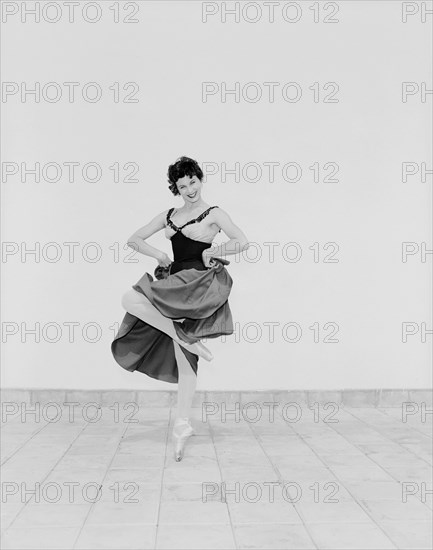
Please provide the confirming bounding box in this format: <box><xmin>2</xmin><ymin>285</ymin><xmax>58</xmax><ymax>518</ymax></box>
<box><xmin>203</xmin><ymin>208</ymin><xmax>250</xmax><ymax>262</ymax></box>
<box><xmin>126</xmin><ymin>210</ymin><xmax>170</xmax><ymax>264</ymax></box>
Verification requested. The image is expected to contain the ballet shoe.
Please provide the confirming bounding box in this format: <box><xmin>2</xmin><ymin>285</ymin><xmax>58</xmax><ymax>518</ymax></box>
<box><xmin>191</xmin><ymin>341</ymin><xmax>213</xmax><ymax>362</ymax></box>
<box><xmin>174</xmin><ymin>338</ymin><xmax>213</xmax><ymax>362</ymax></box>
<box><xmin>172</xmin><ymin>418</ymin><xmax>194</xmax><ymax>461</ymax></box>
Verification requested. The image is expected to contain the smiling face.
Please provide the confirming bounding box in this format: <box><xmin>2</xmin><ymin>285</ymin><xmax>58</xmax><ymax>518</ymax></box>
<box><xmin>175</xmin><ymin>175</ymin><xmax>203</xmax><ymax>204</ymax></box>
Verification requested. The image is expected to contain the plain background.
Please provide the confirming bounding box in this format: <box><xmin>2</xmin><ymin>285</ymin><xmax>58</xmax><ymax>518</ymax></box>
<box><xmin>1</xmin><ymin>0</ymin><xmax>432</xmax><ymax>390</ymax></box>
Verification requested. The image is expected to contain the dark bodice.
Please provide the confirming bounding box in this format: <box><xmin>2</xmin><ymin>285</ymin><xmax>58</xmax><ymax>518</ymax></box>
<box><xmin>169</xmin><ymin>231</ymin><xmax>212</xmax><ymax>274</ymax></box>
<box><xmin>166</xmin><ymin>206</ymin><xmax>218</xmax><ymax>275</ymax></box>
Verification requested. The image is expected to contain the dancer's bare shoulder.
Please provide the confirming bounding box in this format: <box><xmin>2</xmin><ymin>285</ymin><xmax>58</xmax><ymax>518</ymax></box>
<box><xmin>212</xmin><ymin>206</ymin><xmax>249</xmax><ymax>245</ymax></box>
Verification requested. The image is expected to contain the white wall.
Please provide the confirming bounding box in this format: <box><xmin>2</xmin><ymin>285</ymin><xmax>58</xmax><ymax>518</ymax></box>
<box><xmin>2</xmin><ymin>0</ymin><xmax>431</xmax><ymax>390</ymax></box>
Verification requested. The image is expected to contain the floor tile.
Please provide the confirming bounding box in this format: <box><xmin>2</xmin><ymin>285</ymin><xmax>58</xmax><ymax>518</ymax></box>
<box><xmin>9</xmin><ymin>502</ymin><xmax>91</xmax><ymax>528</ymax></box>
<box><xmin>306</xmin><ymin>521</ymin><xmax>397</xmax><ymax>549</ymax></box>
<box><xmin>0</xmin><ymin>527</ymin><xmax>80</xmax><ymax>549</ymax></box>
<box><xmin>228</xmin><ymin>499</ymin><xmax>301</xmax><ymax>524</ymax></box>
<box><xmin>360</xmin><ymin>498</ymin><xmax>433</xmax><ymax>521</ymax></box>
<box><xmin>158</xmin><ymin>500</ymin><xmax>230</xmax><ymax>524</ymax></box>
<box><xmin>379</xmin><ymin>520</ymin><xmax>433</xmax><ymax>549</ymax></box>
<box><xmin>156</xmin><ymin>524</ymin><xmax>235</xmax><ymax>549</ymax></box>
<box><xmin>74</xmin><ymin>524</ymin><xmax>156</xmax><ymax>549</ymax></box>
<box><xmin>233</xmin><ymin>523</ymin><xmax>315</xmax><ymax>549</ymax></box>
<box><xmin>295</xmin><ymin>498</ymin><xmax>372</xmax><ymax>523</ymax></box>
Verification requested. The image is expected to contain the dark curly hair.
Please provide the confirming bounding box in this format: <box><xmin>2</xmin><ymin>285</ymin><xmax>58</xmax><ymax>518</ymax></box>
<box><xmin>167</xmin><ymin>156</ymin><xmax>204</xmax><ymax>196</ymax></box>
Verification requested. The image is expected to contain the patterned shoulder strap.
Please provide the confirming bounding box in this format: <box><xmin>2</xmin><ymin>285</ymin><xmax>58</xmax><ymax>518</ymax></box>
<box><xmin>166</xmin><ymin>207</ymin><xmax>180</xmax><ymax>231</ymax></box>
<box><xmin>167</xmin><ymin>205</ymin><xmax>219</xmax><ymax>231</ymax></box>
<box><xmin>195</xmin><ymin>205</ymin><xmax>219</xmax><ymax>223</ymax></box>
<box><xmin>166</xmin><ymin>207</ymin><xmax>175</xmax><ymax>222</ymax></box>
<box><xmin>179</xmin><ymin>206</ymin><xmax>218</xmax><ymax>229</ymax></box>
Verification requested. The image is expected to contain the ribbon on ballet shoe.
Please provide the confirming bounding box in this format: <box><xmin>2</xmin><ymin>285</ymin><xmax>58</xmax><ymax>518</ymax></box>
<box><xmin>173</xmin><ymin>418</ymin><xmax>194</xmax><ymax>438</ymax></box>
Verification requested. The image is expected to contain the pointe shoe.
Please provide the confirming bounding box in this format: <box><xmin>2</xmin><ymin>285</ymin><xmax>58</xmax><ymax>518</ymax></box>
<box><xmin>192</xmin><ymin>341</ymin><xmax>213</xmax><ymax>362</ymax></box>
<box><xmin>174</xmin><ymin>338</ymin><xmax>213</xmax><ymax>362</ymax></box>
<box><xmin>172</xmin><ymin>418</ymin><xmax>194</xmax><ymax>461</ymax></box>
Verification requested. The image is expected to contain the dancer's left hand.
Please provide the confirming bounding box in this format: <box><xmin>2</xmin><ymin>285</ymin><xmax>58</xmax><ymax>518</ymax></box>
<box><xmin>202</xmin><ymin>251</ymin><xmax>217</xmax><ymax>268</ymax></box>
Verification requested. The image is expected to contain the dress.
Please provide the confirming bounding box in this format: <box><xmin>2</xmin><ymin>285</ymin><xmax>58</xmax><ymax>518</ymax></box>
<box><xmin>111</xmin><ymin>206</ymin><xmax>234</xmax><ymax>383</ymax></box>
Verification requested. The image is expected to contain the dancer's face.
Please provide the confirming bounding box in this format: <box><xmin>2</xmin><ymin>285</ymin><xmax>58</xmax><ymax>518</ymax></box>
<box><xmin>176</xmin><ymin>175</ymin><xmax>202</xmax><ymax>204</ymax></box>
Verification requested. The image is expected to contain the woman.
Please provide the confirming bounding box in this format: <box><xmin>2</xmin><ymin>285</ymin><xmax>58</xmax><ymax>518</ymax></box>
<box><xmin>111</xmin><ymin>156</ymin><xmax>250</xmax><ymax>460</ymax></box>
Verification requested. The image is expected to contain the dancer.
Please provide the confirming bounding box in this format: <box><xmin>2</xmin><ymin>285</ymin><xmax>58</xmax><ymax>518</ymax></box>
<box><xmin>111</xmin><ymin>156</ymin><xmax>249</xmax><ymax>460</ymax></box>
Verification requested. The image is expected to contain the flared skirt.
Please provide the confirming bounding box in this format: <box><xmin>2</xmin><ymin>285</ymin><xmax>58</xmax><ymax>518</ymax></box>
<box><xmin>111</xmin><ymin>262</ymin><xmax>234</xmax><ymax>383</ymax></box>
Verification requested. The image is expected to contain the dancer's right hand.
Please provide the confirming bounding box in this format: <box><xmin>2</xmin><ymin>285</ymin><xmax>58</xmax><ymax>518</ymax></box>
<box><xmin>157</xmin><ymin>252</ymin><xmax>172</xmax><ymax>268</ymax></box>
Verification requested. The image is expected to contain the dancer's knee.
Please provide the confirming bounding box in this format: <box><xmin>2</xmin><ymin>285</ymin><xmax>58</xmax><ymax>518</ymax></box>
<box><xmin>121</xmin><ymin>289</ymin><xmax>139</xmax><ymax>311</ymax></box>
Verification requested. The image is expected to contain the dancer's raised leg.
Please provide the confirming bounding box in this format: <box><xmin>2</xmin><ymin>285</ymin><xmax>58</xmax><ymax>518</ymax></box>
<box><xmin>121</xmin><ymin>289</ymin><xmax>213</xmax><ymax>361</ymax></box>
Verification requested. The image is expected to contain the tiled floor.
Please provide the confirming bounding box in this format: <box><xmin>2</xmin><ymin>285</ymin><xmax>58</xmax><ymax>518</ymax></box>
<box><xmin>1</xmin><ymin>402</ymin><xmax>431</xmax><ymax>549</ymax></box>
